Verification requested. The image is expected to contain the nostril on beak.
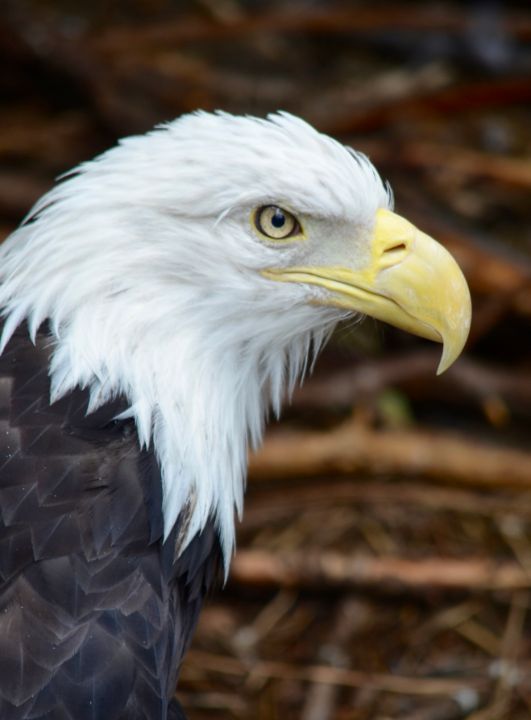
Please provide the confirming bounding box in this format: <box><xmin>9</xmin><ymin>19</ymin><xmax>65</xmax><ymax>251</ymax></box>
<box><xmin>384</xmin><ymin>242</ymin><xmax>407</xmax><ymax>254</ymax></box>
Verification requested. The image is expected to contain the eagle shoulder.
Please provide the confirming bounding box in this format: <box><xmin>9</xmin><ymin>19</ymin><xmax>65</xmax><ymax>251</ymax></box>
<box><xmin>0</xmin><ymin>326</ymin><xmax>222</xmax><ymax>720</ymax></box>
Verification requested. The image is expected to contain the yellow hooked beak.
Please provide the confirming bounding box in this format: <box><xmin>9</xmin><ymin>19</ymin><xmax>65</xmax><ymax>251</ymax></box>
<box><xmin>263</xmin><ymin>209</ymin><xmax>471</xmax><ymax>374</ymax></box>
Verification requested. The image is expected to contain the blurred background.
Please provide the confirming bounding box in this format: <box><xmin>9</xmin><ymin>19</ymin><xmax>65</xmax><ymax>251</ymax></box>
<box><xmin>1</xmin><ymin>1</ymin><xmax>531</xmax><ymax>718</ymax></box>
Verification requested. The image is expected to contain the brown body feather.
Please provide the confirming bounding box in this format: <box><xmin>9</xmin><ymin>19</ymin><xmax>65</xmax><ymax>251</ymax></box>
<box><xmin>0</xmin><ymin>326</ymin><xmax>222</xmax><ymax>720</ymax></box>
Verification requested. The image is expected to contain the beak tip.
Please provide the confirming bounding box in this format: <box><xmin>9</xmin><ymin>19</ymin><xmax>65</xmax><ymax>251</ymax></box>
<box><xmin>436</xmin><ymin>361</ymin><xmax>448</xmax><ymax>376</ymax></box>
<box><xmin>436</xmin><ymin>359</ymin><xmax>448</xmax><ymax>376</ymax></box>
<box><xmin>436</xmin><ymin>332</ymin><xmax>469</xmax><ymax>375</ymax></box>
<box><xmin>437</xmin><ymin>343</ymin><xmax>456</xmax><ymax>374</ymax></box>
<box><xmin>436</xmin><ymin>294</ymin><xmax>472</xmax><ymax>376</ymax></box>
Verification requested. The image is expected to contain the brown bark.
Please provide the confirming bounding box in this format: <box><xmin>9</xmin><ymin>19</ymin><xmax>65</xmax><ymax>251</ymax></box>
<box><xmin>249</xmin><ymin>423</ymin><xmax>531</xmax><ymax>489</ymax></box>
<box><xmin>185</xmin><ymin>649</ymin><xmax>488</xmax><ymax>696</ymax></box>
<box><xmin>231</xmin><ymin>549</ymin><xmax>531</xmax><ymax>592</ymax></box>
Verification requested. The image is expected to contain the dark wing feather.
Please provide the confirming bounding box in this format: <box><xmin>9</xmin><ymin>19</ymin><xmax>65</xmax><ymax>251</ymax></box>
<box><xmin>0</xmin><ymin>327</ymin><xmax>222</xmax><ymax>720</ymax></box>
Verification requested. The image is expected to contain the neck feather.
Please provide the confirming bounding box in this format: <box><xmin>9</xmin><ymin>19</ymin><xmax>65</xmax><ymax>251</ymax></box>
<box><xmin>0</xmin><ymin>191</ymin><xmax>341</xmax><ymax>570</ymax></box>
<box><xmin>0</xmin><ymin>246</ymin><xmax>336</xmax><ymax>568</ymax></box>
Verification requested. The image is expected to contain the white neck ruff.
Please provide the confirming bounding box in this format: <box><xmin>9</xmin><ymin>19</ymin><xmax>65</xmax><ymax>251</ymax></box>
<box><xmin>0</xmin><ymin>110</ymin><xmax>389</xmax><ymax>567</ymax></box>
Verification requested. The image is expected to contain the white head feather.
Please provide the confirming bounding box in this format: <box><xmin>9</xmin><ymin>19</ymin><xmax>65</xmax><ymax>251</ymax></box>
<box><xmin>0</xmin><ymin>111</ymin><xmax>391</xmax><ymax>567</ymax></box>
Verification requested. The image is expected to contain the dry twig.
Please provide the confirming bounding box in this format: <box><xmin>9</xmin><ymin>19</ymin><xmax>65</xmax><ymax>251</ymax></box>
<box><xmin>293</xmin><ymin>351</ymin><xmax>531</xmax><ymax>414</ymax></box>
<box><xmin>249</xmin><ymin>423</ymin><xmax>531</xmax><ymax>489</ymax></box>
<box><xmin>184</xmin><ymin>649</ymin><xmax>488</xmax><ymax>697</ymax></box>
<box><xmin>230</xmin><ymin>550</ymin><xmax>531</xmax><ymax>592</ymax></box>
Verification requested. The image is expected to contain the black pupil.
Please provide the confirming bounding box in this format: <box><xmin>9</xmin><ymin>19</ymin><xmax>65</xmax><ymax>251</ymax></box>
<box><xmin>271</xmin><ymin>208</ymin><xmax>286</xmax><ymax>228</ymax></box>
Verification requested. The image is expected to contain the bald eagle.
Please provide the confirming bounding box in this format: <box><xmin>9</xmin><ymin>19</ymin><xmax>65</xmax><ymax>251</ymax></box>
<box><xmin>0</xmin><ymin>112</ymin><xmax>470</xmax><ymax>719</ymax></box>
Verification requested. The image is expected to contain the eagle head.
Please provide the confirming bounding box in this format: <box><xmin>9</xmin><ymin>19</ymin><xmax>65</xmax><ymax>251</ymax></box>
<box><xmin>0</xmin><ymin>112</ymin><xmax>471</xmax><ymax>565</ymax></box>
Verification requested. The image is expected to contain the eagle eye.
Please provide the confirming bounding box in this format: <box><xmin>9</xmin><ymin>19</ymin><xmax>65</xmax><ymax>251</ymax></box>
<box><xmin>254</xmin><ymin>206</ymin><xmax>302</xmax><ymax>241</ymax></box>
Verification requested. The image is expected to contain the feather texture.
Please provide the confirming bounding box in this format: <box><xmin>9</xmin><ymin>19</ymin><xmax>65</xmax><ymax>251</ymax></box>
<box><xmin>0</xmin><ymin>327</ymin><xmax>222</xmax><ymax>719</ymax></box>
<box><xmin>0</xmin><ymin>112</ymin><xmax>390</xmax><ymax>565</ymax></box>
<box><xmin>0</xmin><ymin>111</ymin><xmax>393</xmax><ymax>719</ymax></box>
